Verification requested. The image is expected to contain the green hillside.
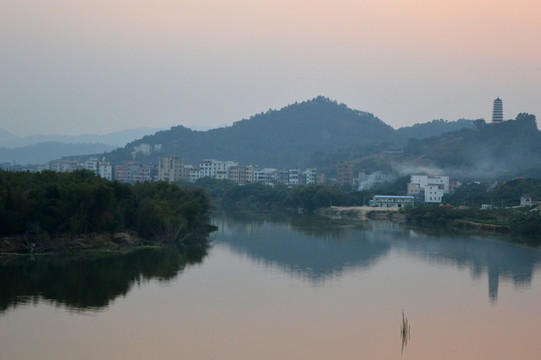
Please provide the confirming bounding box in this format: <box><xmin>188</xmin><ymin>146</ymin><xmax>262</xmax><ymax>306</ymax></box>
<box><xmin>106</xmin><ymin>97</ymin><xmax>393</xmax><ymax>167</ymax></box>
<box><xmin>401</xmin><ymin>114</ymin><xmax>541</xmax><ymax>178</ymax></box>
<box><xmin>105</xmin><ymin>97</ymin><xmax>478</xmax><ymax>168</ymax></box>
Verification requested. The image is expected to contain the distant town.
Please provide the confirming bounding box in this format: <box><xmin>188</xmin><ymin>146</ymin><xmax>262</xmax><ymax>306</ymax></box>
<box><xmin>0</xmin><ymin>150</ymin><xmax>471</xmax><ymax>208</ymax></box>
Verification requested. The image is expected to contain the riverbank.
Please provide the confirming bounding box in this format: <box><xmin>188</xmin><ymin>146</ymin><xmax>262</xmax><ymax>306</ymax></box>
<box><xmin>316</xmin><ymin>206</ymin><xmax>406</xmax><ymax>221</ymax></box>
<box><xmin>316</xmin><ymin>205</ymin><xmax>541</xmax><ymax>242</ymax></box>
<box><xmin>0</xmin><ymin>232</ymin><xmax>145</xmax><ymax>254</ymax></box>
<box><xmin>0</xmin><ymin>225</ymin><xmax>218</xmax><ymax>255</ymax></box>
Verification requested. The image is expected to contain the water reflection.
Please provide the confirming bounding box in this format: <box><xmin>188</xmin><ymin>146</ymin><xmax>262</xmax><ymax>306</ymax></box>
<box><xmin>1</xmin><ymin>214</ymin><xmax>540</xmax><ymax>316</ymax></box>
<box><xmin>214</xmin><ymin>214</ymin><xmax>541</xmax><ymax>301</ymax></box>
<box><xmin>0</xmin><ymin>235</ymin><xmax>210</xmax><ymax>313</ymax></box>
<box><xmin>213</xmin><ymin>215</ymin><xmax>391</xmax><ymax>282</ymax></box>
<box><xmin>393</xmin><ymin>230</ymin><xmax>541</xmax><ymax>303</ymax></box>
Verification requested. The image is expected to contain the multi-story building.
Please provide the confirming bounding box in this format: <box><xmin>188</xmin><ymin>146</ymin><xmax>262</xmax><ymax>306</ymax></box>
<box><xmin>158</xmin><ymin>156</ymin><xmax>184</xmax><ymax>182</ymax></box>
<box><xmin>410</xmin><ymin>175</ymin><xmax>450</xmax><ymax>193</ymax></box>
<box><xmin>98</xmin><ymin>161</ymin><xmax>113</xmax><ymax>181</ymax></box>
<box><xmin>189</xmin><ymin>167</ymin><xmax>201</xmax><ymax>183</ymax></box>
<box><xmin>288</xmin><ymin>168</ymin><xmax>300</xmax><ymax>185</ymax></box>
<box><xmin>424</xmin><ymin>184</ymin><xmax>445</xmax><ymax>203</ymax></box>
<box><xmin>408</xmin><ymin>175</ymin><xmax>451</xmax><ymax>204</ymax></box>
<box><xmin>114</xmin><ymin>163</ymin><xmax>131</xmax><ymax>182</ymax></box>
<box><xmin>199</xmin><ymin>159</ymin><xmax>238</xmax><ymax>180</ymax></box>
<box><xmin>253</xmin><ymin>168</ymin><xmax>277</xmax><ymax>184</ymax></box>
<box><xmin>229</xmin><ymin>166</ymin><xmax>253</xmax><ymax>184</ymax></box>
<box><xmin>304</xmin><ymin>168</ymin><xmax>318</xmax><ymax>185</ymax></box>
<box><xmin>83</xmin><ymin>158</ymin><xmax>99</xmax><ymax>175</ymax></box>
<box><xmin>129</xmin><ymin>162</ymin><xmax>154</xmax><ymax>183</ymax></box>
<box><xmin>337</xmin><ymin>161</ymin><xmax>353</xmax><ymax>186</ymax></box>
<box><xmin>275</xmin><ymin>169</ymin><xmax>289</xmax><ymax>184</ymax></box>
<box><xmin>407</xmin><ymin>183</ymin><xmax>423</xmax><ymax>197</ymax></box>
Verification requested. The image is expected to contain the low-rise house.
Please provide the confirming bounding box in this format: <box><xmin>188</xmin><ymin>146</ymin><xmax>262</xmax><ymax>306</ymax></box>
<box><xmin>370</xmin><ymin>195</ymin><xmax>414</xmax><ymax>208</ymax></box>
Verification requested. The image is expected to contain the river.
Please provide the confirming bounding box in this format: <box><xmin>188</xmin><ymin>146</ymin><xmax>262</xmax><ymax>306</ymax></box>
<box><xmin>1</xmin><ymin>214</ymin><xmax>541</xmax><ymax>359</ymax></box>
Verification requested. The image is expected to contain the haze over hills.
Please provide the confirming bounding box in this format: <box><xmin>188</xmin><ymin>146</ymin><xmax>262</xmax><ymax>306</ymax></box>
<box><xmin>105</xmin><ymin>97</ymin><xmax>476</xmax><ymax>168</ymax></box>
<box><xmin>0</xmin><ymin>127</ymin><xmax>164</xmax><ymax>148</ymax></box>
<box><xmin>0</xmin><ymin>142</ymin><xmax>116</xmax><ymax>166</ymax></box>
<box><xmin>340</xmin><ymin>114</ymin><xmax>541</xmax><ymax>181</ymax></box>
<box><xmin>0</xmin><ymin>128</ymin><xmax>163</xmax><ymax>165</ymax></box>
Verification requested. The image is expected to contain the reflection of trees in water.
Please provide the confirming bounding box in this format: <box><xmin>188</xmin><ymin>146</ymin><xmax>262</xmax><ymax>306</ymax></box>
<box><xmin>214</xmin><ymin>215</ymin><xmax>392</xmax><ymax>282</ymax></box>
<box><xmin>214</xmin><ymin>212</ymin><xmax>383</xmax><ymax>240</ymax></box>
<box><xmin>215</xmin><ymin>214</ymin><xmax>541</xmax><ymax>300</ymax></box>
<box><xmin>0</xmin><ymin>235</ymin><xmax>210</xmax><ymax>313</ymax></box>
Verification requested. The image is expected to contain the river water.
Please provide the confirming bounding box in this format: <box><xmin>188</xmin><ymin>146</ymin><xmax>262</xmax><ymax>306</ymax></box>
<box><xmin>1</xmin><ymin>214</ymin><xmax>541</xmax><ymax>359</ymax></box>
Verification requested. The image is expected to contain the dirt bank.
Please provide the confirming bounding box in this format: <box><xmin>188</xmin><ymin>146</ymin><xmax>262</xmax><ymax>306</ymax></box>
<box><xmin>316</xmin><ymin>206</ymin><xmax>406</xmax><ymax>221</ymax></box>
<box><xmin>0</xmin><ymin>232</ymin><xmax>144</xmax><ymax>254</ymax></box>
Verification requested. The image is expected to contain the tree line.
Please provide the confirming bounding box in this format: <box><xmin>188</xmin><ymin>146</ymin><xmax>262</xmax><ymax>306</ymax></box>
<box><xmin>0</xmin><ymin>170</ymin><xmax>214</xmax><ymax>251</ymax></box>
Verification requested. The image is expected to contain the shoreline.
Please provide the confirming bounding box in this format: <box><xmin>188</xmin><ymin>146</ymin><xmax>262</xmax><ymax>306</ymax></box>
<box><xmin>316</xmin><ymin>206</ymin><xmax>406</xmax><ymax>221</ymax></box>
<box><xmin>315</xmin><ymin>206</ymin><xmax>541</xmax><ymax>244</ymax></box>
<box><xmin>0</xmin><ymin>227</ymin><xmax>216</xmax><ymax>255</ymax></box>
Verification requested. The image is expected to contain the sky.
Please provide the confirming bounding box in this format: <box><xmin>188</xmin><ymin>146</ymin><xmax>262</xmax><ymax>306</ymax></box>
<box><xmin>1</xmin><ymin>0</ymin><xmax>540</xmax><ymax>136</ymax></box>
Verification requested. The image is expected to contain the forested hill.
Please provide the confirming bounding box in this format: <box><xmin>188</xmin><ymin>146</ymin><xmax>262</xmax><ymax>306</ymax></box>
<box><xmin>104</xmin><ymin>96</ymin><xmax>476</xmax><ymax>168</ymax></box>
<box><xmin>401</xmin><ymin>113</ymin><xmax>541</xmax><ymax>179</ymax></box>
<box><xmin>106</xmin><ymin>97</ymin><xmax>393</xmax><ymax>167</ymax></box>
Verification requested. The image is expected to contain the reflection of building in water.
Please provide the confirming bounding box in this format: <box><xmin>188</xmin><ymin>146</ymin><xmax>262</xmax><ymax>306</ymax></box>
<box><xmin>215</xmin><ymin>216</ymin><xmax>541</xmax><ymax>300</ymax></box>
<box><xmin>488</xmin><ymin>267</ymin><xmax>500</xmax><ymax>302</ymax></box>
<box><xmin>395</xmin><ymin>232</ymin><xmax>540</xmax><ymax>302</ymax></box>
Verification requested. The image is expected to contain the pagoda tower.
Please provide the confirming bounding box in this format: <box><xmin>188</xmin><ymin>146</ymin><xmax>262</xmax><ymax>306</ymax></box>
<box><xmin>492</xmin><ymin>97</ymin><xmax>503</xmax><ymax>123</ymax></box>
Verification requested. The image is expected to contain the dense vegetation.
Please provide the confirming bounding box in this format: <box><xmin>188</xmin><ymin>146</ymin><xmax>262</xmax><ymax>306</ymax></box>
<box><xmin>105</xmin><ymin>97</ymin><xmax>475</xmax><ymax>169</ymax></box>
<box><xmin>404</xmin><ymin>178</ymin><xmax>541</xmax><ymax>239</ymax></box>
<box><xmin>189</xmin><ymin>175</ymin><xmax>419</xmax><ymax>213</ymax></box>
<box><xmin>325</xmin><ymin>113</ymin><xmax>541</xmax><ymax>181</ymax></box>
<box><xmin>0</xmin><ymin>170</ymin><xmax>214</xmax><ymax>252</ymax></box>
<box><xmin>444</xmin><ymin>178</ymin><xmax>541</xmax><ymax>207</ymax></box>
<box><xmin>402</xmin><ymin>113</ymin><xmax>541</xmax><ymax>179</ymax></box>
<box><xmin>405</xmin><ymin>205</ymin><xmax>541</xmax><ymax>238</ymax></box>
<box><xmin>189</xmin><ymin>178</ymin><xmax>368</xmax><ymax>213</ymax></box>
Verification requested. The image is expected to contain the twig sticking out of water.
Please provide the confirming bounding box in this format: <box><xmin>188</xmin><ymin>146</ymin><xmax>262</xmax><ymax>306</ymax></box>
<box><xmin>400</xmin><ymin>309</ymin><xmax>411</xmax><ymax>355</ymax></box>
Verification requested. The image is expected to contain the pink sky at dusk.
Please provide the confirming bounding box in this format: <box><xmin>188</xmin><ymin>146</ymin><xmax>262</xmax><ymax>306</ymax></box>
<box><xmin>1</xmin><ymin>0</ymin><xmax>540</xmax><ymax>135</ymax></box>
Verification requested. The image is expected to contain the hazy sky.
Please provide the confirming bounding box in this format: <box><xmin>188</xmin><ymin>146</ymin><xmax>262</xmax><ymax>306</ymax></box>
<box><xmin>1</xmin><ymin>0</ymin><xmax>540</xmax><ymax>136</ymax></box>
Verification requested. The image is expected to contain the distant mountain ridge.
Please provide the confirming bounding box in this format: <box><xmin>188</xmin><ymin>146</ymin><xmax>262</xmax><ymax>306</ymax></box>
<box><xmin>0</xmin><ymin>127</ymin><xmax>164</xmax><ymax>148</ymax></box>
<box><xmin>0</xmin><ymin>128</ymin><xmax>164</xmax><ymax>165</ymax></box>
<box><xmin>106</xmin><ymin>97</ymin><xmax>475</xmax><ymax>168</ymax></box>
<box><xmin>0</xmin><ymin>142</ymin><xmax>116</xmax><ymax>166</ymax></box>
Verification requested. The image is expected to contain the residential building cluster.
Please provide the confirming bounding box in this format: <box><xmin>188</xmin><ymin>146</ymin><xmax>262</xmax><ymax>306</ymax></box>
<box><xmin>407</xmin><ymin>175</ymin><xmax>460</xmax><ymax>204</ymax></box>
<box><xmin>41</xmin><ymin>156</ymin><xmax>326</xmax><ymax>186</ymax></box>
<box><xmin>369</xmin><ymin>174</ymin><xmax>460</xmax><ymax>208</ymax></box>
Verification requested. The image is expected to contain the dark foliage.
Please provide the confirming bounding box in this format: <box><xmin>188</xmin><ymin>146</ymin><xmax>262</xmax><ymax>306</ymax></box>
<box><xmin>190</xmin><ymin>178</ymin><xmax>369</xmax><ymax>213</ymax></box>
<box><xmin>0</xmin><ymin>170</ymin><xmax>214</xmax><ymax>250</ymax></box>
<box><xmin>105</xmin><ymin>97</ymin><xmax>396</xmax><ymax>168</ymax></box>
<box><xmin>0</xmin><ymin>238</ymin><xmax>210</xmax><ymax>312</ymax></box>
<box><xmin>445</xmin><ymin>178</ymin><xmax>541</xmax><ymax>207</ymax></box>
<box><xmin>402</xmin><ymin>113</ymin><xmax>541</xmax><ymax>180</ymax></box>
